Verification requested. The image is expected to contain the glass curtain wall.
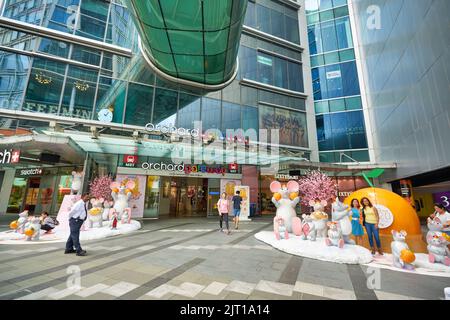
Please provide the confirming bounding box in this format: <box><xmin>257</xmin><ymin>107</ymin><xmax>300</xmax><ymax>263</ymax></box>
<box><xmin>305</xmin><ymin>0</ymin><xmax>369</xmax><ymax>162</ymax></box>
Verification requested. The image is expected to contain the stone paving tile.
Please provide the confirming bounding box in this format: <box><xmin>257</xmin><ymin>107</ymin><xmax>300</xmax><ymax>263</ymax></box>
<box><xmin>75</xmin><ymin>284</ymin><xmax>110</xmax><ymax>298</ymax></box>
<box><xmin>145</xmin><ymin>284</ymin><xmax>178</xmax><ymax>299</ymax></box>
<box><xmin>254</xmin><ymin>280</ymin><xmax>294</xmax><ymax>297</ymax></box>
<box><xmin>102</xmin><ymin>281</ymin><xmax>139</xmax><ymax>297</ymax></box>
<box><xmin>225</xmin><ymin>280</ymin><xmax>256</xmax><ymax>295</ymax></box>
<box><xmin>16</xmin><ymin>287</ymin><xmax>59</xmax><ymax>300</ymax></box>
<box><xmin>223</xmin><ymin>292</ymin><xmax>249</xmax><ymax>300</ymax></box>
<box><xmin>322</xmin><ymin>286</ymin><xmax>356</xmax><ymax>300</ymax></box>
<box><xmin>172</xmin><ymin>282</ymin><xmax>205</xmax><ymax>298</ymax></box>
<box><xmin>47</xmin><ymin>287</ymin><xmax>84</xmax><ymax>300</ymax></box>
<box><xmin>293</xmin><ymin>281</ymin><xmax>324</xmax><ymax>297</ymax></box>
<box><xmin>202</xmin><ymin>281</ymin><xmax>228</xmax><ymax>296</ymax></box>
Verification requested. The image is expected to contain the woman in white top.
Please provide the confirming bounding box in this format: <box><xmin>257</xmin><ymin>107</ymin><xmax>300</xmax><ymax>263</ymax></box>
<box><xmin>430</xmin><ymin>203</ymin><xmax>450</xmax><ymax>236</ymax></box>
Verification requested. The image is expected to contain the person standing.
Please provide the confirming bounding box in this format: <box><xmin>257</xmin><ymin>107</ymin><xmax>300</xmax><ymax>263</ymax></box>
<box><xmin>217</xmin><ymin>192</ymin><xmax>231</xmax><ymax>235</ymax></box>
<box><xmin>430</xmin><ymin>203</ymin><xmax>450</xmax><ymax>236</ymax></box>
<box><xmin>65</xmin><ymin>193</ymin><xmax>89</xmax><ymax>256</ymax></box>
<box><xmin>361</xmin><ymin>197</ymin><xmax>383</xmax><ymax>255</ymax></box>
<box><xmin>350</xmin><ymin>199</ymin><xmax>364</xmax><ymax>245</ymax></box>
<box><xmin>232</xmin><ymin>190</ymin><xmax>243</xmax><ymax>230</ymax></box>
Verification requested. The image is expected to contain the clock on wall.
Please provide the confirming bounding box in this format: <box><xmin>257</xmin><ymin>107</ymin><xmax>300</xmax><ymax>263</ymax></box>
<box><xmin>98</xmin><ymin>106</ymin><xmax>113</xmax><ymax>123</ymax></box>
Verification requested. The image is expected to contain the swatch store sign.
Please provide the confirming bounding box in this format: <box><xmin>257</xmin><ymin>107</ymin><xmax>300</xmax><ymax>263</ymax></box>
<box><xmin>0</xmin><ymin>149</ymin><xmax>20</xmax><ymax>165</ymax></box>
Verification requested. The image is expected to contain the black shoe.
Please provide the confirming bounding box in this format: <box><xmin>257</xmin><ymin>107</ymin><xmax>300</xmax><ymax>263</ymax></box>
<box><xmin>76</xmin><ymin>250</ymin><xmax>87</xmax><ymax>256</ymax></box>
<box><xmin>64</xmin><ymin>249</ymin><xmax>76</xmax><ymax>254</ymax></box>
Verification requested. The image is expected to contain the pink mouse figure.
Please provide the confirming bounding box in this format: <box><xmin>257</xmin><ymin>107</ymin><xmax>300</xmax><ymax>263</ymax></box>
<box><xmin>270</xmin><ymin>180</ymin><xmax>300</xmax><ymax>234</ymax></box>
<box><xmin>274</xmin><ymin>216</ymin><xmax>289</xmax><ymax>240</ymax></box>
<box><xmin>110</xmin><ymin>180</ymin><xmax>135</xmax><ymax>223</ymax></box>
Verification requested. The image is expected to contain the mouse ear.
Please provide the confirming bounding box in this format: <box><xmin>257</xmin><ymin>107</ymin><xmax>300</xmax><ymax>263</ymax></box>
<box><xmin>270</xmin><ymin>181</ymin><xmax>282</xmax><ymax>193</ymax></box>
<box><xmin>287</xmin><ymin>181</ymin><xmax>299</xmax><ymax>192</ymax></box>
<box><xmin>309</xmin><ymin>200</ymin><xmax>315</xmax><ymax>207</ymax></box>
<box><xmin>110</xmin><ymin>182</ymin><xmax>120</xmax><ymax>190</ymax></box>
<box><xmin>126</xmin><ymin>181</ymin><xmax>136</xmax><ymax>190</ymax></box>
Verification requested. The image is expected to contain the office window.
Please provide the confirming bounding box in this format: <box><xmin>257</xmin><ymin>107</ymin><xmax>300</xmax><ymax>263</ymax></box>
<box><xmin>124</xmin><ymin>83</ymin><xmax>153</xmax><ymax>127</ymax></box>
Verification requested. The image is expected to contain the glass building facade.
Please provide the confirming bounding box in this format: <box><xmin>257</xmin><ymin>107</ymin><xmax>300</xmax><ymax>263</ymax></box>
<box><xmin>0</xmin><ymin>0</ymin><xmax>319</xmax><ymax>217</ymax></box>
<box><xmin>305</xmin><ymin>0</ymin><xmax>369</xmax><ymax>163</ymax></box>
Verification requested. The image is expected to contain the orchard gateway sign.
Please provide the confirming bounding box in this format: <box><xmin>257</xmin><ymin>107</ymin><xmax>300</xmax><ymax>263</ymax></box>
<box><xmin>142</xmin><ymin>162</ymin><xmax>227</xmax><ymax>175</ymax></box>
<box><xmin>144</xmin><ymin>123</ymin><xmax>199</xmax><ymax>137</ymax></box>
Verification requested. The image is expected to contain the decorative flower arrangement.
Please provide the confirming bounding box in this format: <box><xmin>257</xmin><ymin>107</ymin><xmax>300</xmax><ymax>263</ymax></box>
<box><xmin>298</xmin><ymin>170</ymin><xmax>337</xmax><ymax>206</ymax></box>
<box><xmin>89</xmin><ymin>207</ymin><xmax>102</xmax><ymax>215</ymax></box>
<box><xmin>89</xmin><ymin>176</ymin><xmax>113</xmax><ymax>201</ymax></box>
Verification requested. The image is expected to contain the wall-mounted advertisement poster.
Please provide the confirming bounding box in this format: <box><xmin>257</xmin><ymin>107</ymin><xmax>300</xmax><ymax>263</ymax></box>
<box><xmin>116</xmin><ymin>174</ymin><xmax>146</xmax><ymax>218</ymax></box>
<box><xmin>220</xmin><ymin>179</ymin><xmax>242</xmax><ymax>200</ymax></box>
<box><xmin>259</xmin><ymin>105</ymin><xmax>308</xmax><ymax>147</ymax></box>
<box><xmin>235</xmin><ymin>185</ymin><xmax>250</xmax><ymax>221</ymax></box>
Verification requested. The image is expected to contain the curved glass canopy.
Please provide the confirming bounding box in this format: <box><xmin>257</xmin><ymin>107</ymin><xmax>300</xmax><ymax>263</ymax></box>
<box><xmin>123</xmin><ymin>0</ymin><xmax>247</xmax><ymax>88</ymax></box>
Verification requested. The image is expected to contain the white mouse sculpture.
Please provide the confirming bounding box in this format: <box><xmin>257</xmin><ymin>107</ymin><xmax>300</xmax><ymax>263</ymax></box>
<box><xmin>310</xmin><ymin>200</ymin><xmax>329</xmax><ymax>238</ymax></box>
<box><xmin>331</xmin><ymin>197</ymin><xmax>355</xmax><ymax>245</ymax></box>
<box><xmin>271</xmin><ymin>180</ymin><xmax>300</xmax><ymax>233</ymax></box>
<box><xmin>391</xmin><ymin>230</ymin><xmax>415</xmax><ymax>270</ymax></box>
<box><xmin>24</xmin><ymin>217</ymin><xmax>41</xmax><ymax>241</ymax></box>
<box><xmin>110</xmin><ymin>180</ymin><xmax>135</xmax><ymax>223</ymax></box>
<box><xmin>88</xmin><ymin>198</ymin><xmax>104</xmax><ymax>228</ymax></box>
<box><xmin>71</xmin><ymin>171</ymin><xmax>83</xmax><ymax>195</ymax></box>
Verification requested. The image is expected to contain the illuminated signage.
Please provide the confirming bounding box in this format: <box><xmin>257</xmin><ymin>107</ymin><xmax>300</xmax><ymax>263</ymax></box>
<box><xmin>275</xmin><ymin>174</ymin><xmax>299</xmax><ymax>180</ymax></box>
<box><xmin>0</xmin><ymin>149</ymin><xmax>20</xmax><ymax>164</ymax></box>
<box><xmin>141</xmin><ymin>162</ymin><xmax>226</xmax><ymax>175</ymax></box>
<box><xmin>19</xmin><ymin>168</ymin><xmax>43</xmax><ymax>176</ymax></box>
<box><xmin>144</xmin><ymin>123</ymin><xmax>199</xmax><ymax>137</ymax></box>
<box><xmin>123</xmin><ymin>155</ymin><xmax>138</xmax><ymax>167</ymax></box>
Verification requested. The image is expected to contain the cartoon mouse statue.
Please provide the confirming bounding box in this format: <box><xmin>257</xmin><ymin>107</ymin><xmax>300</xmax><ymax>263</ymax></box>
<box><xmin>274</xmin><ymin>216</ymin><xmax>289</xmax><ymax>240</ymax></box>
<box><xmin>110</xmin><ymin>180</ymin><xmax>135</xmax><ymax>223</ymax></box>
<box><xmin>310</xmin><ymin>200</ymin><xmax>329</xmax><ymax>238</ymax></box>
<box><xmin>71</xmin><ymin>171</ymin><xmax>84</xmax><ymax>195</ymax></box>
<box><xmin>271</xmin><ymin>180</ymin><xmax>300</xmax><ymax>234</ymax></box>
<box><xmin>391</xmin><ymin>230</ymin><xmax>415</xmax><ymax>270</ymax></box>
<box><xmin>88</xmin><ymin>198</ymin><xmax>104</xmax><ymax>228</ymax></box>
<box><xmin>331</xmin><ymin>196</ymin><xmax>355</xmax><ymax>245</ymax></box>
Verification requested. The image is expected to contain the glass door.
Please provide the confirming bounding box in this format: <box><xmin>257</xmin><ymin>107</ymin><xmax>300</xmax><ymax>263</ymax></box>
<box><xmin>24</xmin><ymin>177</ymin><xmax>41</xmax><ymax>214</ymax></box>
<box><xmin>144</xmin><ymin>176</ymin><xmax>160</xmax><ymax>218</ymax></box>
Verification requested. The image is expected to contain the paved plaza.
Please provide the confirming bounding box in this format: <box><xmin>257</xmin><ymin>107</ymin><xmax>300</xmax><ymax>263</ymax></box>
<box><xmin>0</xmin><ymin>217</ymin><xmax>448</xmax><ymax>300</ymax></box>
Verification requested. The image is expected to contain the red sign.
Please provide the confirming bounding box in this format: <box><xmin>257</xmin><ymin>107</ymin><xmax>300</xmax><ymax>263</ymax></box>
<box><xmin>0</xmin><ymin>149</ymin><xmax>20</xmax><ymax>164</ymax></box>
<box><xmin>123</xmin><ymin>155</ymin><xmax>138</xmax><ymax>167</ymax></box>
<box><xmin>228</xmin><ymin>163</ymin><xmax>238</xmax><ymax>173</ymax></box>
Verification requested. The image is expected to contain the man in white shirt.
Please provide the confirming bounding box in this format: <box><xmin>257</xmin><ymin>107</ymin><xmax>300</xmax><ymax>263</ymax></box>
<box><xmin>65</xmin><ymin>193</ymin><xmax>90</xmax><ymax>256</ymax></box>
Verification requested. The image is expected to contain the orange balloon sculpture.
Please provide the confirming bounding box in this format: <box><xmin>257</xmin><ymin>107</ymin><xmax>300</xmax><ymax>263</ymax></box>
<box><xmin>344</xmin><ymin>187</ymin><xmax>421</xmax><ymax>236</ymax></box>
<box><xmin>289</xmin><ymin>192</ymin><xmax>298</xmax><ymax>200</ymax></box>
<box><xmin>9</xmin><ymin>220</ymin><xmax>18</xmax><ymax>229</ymax></box>
<box><xmin>273</xmin><ymin>193</ymin><xmax>282</xmax><ymax>201</ymax></box>
<box><xmin>24</xmin><ymin>228</ymin><xmax>34</xmax><ymax>237</ymax></box>
<box><xmin>400</xmin><ymin>249</ymin><xmax>416</xmax><ymax>264</ymax></box>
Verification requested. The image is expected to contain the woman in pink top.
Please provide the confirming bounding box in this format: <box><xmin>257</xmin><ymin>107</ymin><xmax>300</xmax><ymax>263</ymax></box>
<box><xmin>217</xmin><ymin>192</ymin><xmax>231</xmax><ymax>235</ymax></box>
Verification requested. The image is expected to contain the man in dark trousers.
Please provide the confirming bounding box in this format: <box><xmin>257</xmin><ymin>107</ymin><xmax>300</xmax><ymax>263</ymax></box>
<box><xmin>65</xmin><ymin>193</ymin><xmax>90</xmax><ymax>256</ymax></box>
<box><xmin>232</xmin><ymin>190</ymin><xmax>243</xmax><ymax>230</ymax></box>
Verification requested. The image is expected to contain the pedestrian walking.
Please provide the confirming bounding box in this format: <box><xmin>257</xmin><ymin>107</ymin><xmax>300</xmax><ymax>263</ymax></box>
<box><xmin>232</xmin><ymin>190</ymin><xmax>243</xmax><ymax>230</ymax></box>
<box><xmin>217</xmin><ymin>192</ymin><xmax>231</xmax><ymax>235</ymax></box>
<box><xmin>65</xmin><ymin>193</ymin><xmax>89</xmax><ymax>256</ymax></box>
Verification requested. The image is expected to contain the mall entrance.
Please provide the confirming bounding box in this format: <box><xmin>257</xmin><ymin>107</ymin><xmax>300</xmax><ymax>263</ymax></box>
<box><xmin>144</xmin><ymin>175</ymin><xmax>222</xmax><ymax>218</ymax></box>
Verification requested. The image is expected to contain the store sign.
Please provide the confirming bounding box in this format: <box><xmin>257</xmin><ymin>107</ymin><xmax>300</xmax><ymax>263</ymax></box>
<box><xmin>326</xmin><ymin>70</ymin><xmax>341</xmax><ymax>79</ymax></box>
<box><xmin>141</xmin><ymin>162</ymin><xmax>226</xmax><ymax>175</ymax></box>
<box><xmin>144</xmin><ymin>123</ymin><xmax>199</xmax><ymax>137</ymax></box>
<box><xmin>275</xmin><ymin>174</ymin><xmax>299</xmax><ymax>181</ymax></box>
<box><xmin>228</xmin><ymin>163</ymin><xmax>239</xmax><ymax>173</ymax></box>
<box><xmin>123</xmin><ymin>155</ymin><xmax>138</xmax><ymax>167</ymax></box>
<box><xmin>257</xmin><ymin>55</ymin><xmax>273</xmax><ymax>66</ymax></box>
<box><xmin>0</xmin><ymin>149</ymin><xmax>20</xmax><ymax>164</ymax></box>
<box><xmin>22</xmin><ymin>102</ymin><xmax>92</xmax><ymax>120</ymax></box>
<box><xmin>19</xmin><ymin>168</ymin><xmax>43</xmax><ymax>176</ymax></box>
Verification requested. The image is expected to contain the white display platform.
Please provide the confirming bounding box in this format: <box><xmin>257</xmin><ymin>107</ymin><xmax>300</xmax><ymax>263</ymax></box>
<box><xmin>366</xmin><ymin>253</ymin><xmax>450</xmax><ymax>278</ymax></box>
<box><xmin>255</xmin><ymin>231</ymin><xmax>373</xmax><ymax>264</ymax></box>
<box><xmin>0</xmin><ymin>220</ymin><xmax>141</xmax><ymax>245</ymax></box>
